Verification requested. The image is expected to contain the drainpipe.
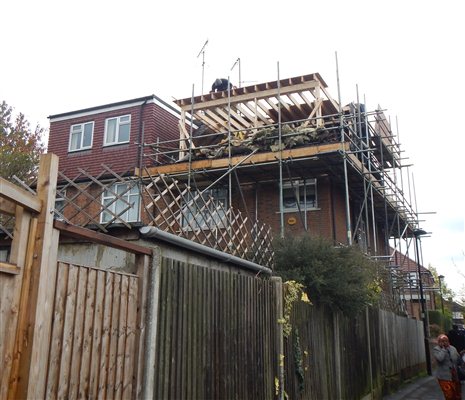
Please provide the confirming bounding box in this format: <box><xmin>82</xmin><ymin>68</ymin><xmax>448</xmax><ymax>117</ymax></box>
<box><xmin>137</xmin><ymin>98</ymin><xmax>150</xmax><ymax>172</ymax></box>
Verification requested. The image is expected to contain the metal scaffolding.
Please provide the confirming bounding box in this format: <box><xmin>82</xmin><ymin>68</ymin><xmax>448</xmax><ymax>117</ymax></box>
<box><xmin>137</xmin><ymin>69</ymin><xmax>427</xmax><ymax>311</ymax></box>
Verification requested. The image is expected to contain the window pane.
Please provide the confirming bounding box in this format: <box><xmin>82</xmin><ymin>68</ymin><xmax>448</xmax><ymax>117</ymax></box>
<box><xmin>70</xmin><ymin>131</ymin><xmax>81</xmax><ymax>150</ymax></box>
<box><xmin>127</xmin><ymin>197</ymin><xmax>139</xmax><ymax>221</ymax></box>
<box><xmin>106</xmin><ymin>119</ymin><xmax>117</xmax><ymax>143</ymax></box>
<box><xmin>102</xmin><ymin>210</ymin><xmax>112</xmax><ymax>223</ymax></box>
<box><xmin>301</xmin><ymin>185</ymin><xmax>316</xmax><ymax>207</ymax></box>
<box><xmin>283</xmin><ymin>187</ymin><xmax>297</xmax><ymax>208</ymax></box>
<box><xmin>119</xmin><ymin>115</ymin><xmax>130</xmax><ymax>123</ymax></box>
<box><xmin>115</xmin><ymin>199</ymin><xmax>126</xmax><ymax>219</ymax></box>
<box><xmin>118</xmin><ymin>123</ymin><xmax>130</xmax><ymax>143</ymax></box>
<box><xmin>83</xmin><ymin>123</ymin><xmax>93</xmax><ymax>147</ymax></box>
<box><xmin>117</xmin><ymin>184</ymin><xmax>128</xmax><ymax>196</ymax></box>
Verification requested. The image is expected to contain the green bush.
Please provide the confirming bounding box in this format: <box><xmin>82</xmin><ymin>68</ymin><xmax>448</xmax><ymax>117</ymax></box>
<box><xmin>273</xmin><ymin>235</ymin><xmax>382</xmax><ymax>316</ymax></box>
<box><xmin>428</xmin><ymin>310</ymin><xmax>452</xmax><ymax>334</ymax></box>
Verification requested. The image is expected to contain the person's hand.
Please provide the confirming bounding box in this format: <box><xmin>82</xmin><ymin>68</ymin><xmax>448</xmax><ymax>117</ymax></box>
<box><xmin>438</xmin><ymin>336</ymin><xmax>450</xmax><ymax>348</ymax></box>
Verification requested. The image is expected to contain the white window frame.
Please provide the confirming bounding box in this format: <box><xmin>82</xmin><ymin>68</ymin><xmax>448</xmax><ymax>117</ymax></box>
<box><xmin>406</xmin><ymin>272</ymin><xmax>418</xmax><ymax>288</ymax></box>
<box><xmin>182</xmin><ymin>188</ymin><xmax>228</xmax><ymax>230</ymax></box>
<box><xmin>54</xmin><ymin>188</ymin><xmax>66</xmax><ymax>220</ymax></box>
<box><xmin>282</xmin><ymin>179</ymin><xmax>317</xmax><ymax>212</ymax></box>
<box><xmin>100</xmin><ymin>182</ymin><xmax>140</xmax><ymax>223</ymax></box>
<box><xmin>68</xmin><ymin>121</ymin><xmax>94</xmax><ymax>152</ymax></box>
<box><xmin>104</xmin><ymin>114</ymin><xmax>131</xmax><ymax>146</ymax></box>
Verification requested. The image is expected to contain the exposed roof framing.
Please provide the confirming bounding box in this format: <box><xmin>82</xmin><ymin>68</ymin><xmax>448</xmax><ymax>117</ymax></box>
<box><xmin>174</xmin><ymin>73</ymin><xmax>340</xmax><ymax>134</ymax></box>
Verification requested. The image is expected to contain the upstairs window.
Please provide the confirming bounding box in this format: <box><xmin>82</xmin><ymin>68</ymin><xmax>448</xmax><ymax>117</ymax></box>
<box><xmin>101</xmin><ymin>182</ymin><xmax>140</xmax><ymax>223</ymax></box>
<box><xmin>283</xmin><ymin>179</ymin><xmax>317</xmax><ymax>211</ymax></box>
<box><xmin>69</xmin><ymin>122</ymin><xmax>94</xmax><ymax>151</ymax></box>
<box><xmin>104</xmin><ymin>115</ymin><xmax>131</xmax><ymax>145</ymax></box>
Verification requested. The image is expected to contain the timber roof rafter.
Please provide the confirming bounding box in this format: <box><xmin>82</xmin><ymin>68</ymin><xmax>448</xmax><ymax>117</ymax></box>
<box><xmin>174</xmin><ymin>73</ymin><xmax>340</xmax><ymax>133</ymax></box>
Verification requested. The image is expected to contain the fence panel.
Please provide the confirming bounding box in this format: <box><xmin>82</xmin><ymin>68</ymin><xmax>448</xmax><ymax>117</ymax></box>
<box><xmin>152</xmin><ymin>258</ymin><xmax>280</xmax><ymax>400</ymax></box>
<box><xmin>44</xmin><ymin>262</ymin><xmax>140</xmax><ymax>400</ymax></box>
<box><xmin>284</xmin><ymin>301</ymin><xmax>425</xmax><ymax>399</ymax></box>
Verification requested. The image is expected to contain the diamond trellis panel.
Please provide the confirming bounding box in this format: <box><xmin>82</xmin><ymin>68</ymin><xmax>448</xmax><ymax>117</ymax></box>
<box><xmin>6</xmin><ymin>165</ymin><xmax>274</xmax><ymax>267</ymax></box>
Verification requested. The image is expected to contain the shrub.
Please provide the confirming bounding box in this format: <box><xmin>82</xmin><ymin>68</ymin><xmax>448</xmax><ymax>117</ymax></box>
<box><xmin>274</xmin><ymin>235</ymin><xmax>382</xmax><ymax>316</ymax></box>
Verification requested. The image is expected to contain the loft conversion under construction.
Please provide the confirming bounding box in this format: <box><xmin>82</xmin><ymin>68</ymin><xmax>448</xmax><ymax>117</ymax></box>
<box><xmin>139</xmin><ymin>72</ymin><xmax>418</xmax><ymax>263</ymax></box>
<box><xmin>37</xmin><ymin>70</ymin><xmax>424</xmax><ymax>301</ymax></box>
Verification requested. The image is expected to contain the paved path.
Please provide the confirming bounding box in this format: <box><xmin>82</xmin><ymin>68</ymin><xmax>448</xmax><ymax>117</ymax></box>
<box><xmin>383</xmin><ymin>375</ymin><xmax>464</xmax><ymax>400</ymax></box>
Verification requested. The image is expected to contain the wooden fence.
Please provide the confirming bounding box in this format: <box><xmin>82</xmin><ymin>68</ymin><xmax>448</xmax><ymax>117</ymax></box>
<box><xmin>149</xmin><ymin>257</ymin><xmax>283</xmax><ymax>400</ymax></box>
<box><xmin>1</xmin><ymin>154</ymin><xmax>427</xmax><ymax>399</ymax></box>
<box><xmin>0</xmin><ymin>154</ymin><xmax>152</xmax><ymax>399</ymax></box>
<box><xmin>45</xmin><ymin>263</ymin><xmax>139</xmax><ymax>399</ymax></box>
<box><xmin>283</xmin><ymin>301</ymin><xmax>425</xmax><ymax>399</ymax></box>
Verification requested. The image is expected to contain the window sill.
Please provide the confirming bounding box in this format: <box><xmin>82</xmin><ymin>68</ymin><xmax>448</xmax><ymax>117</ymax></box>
<box><xmin>103</xmin><ymin>142</ymin><xmax>130</xmax><ymax>148</ymax></box>
<box><xmin>277</xmin><ymin>208</ymin><xmax>320</xmax><ymax>213</ymax></box>
<box><xmin>68</xmin><ymin>149</ymin><xmax>92</xmax><ymax>155</ymax></box>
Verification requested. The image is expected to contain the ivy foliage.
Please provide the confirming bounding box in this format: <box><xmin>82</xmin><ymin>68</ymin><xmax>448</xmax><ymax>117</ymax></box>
<box><xmin>1</xmin><ymin>101</ymin><xmax>45</xmax><ymax>182</ymax></box>
<box><xmin>274</xmin><ymin>235</ymin><xmax>382</xmax><ymax>316</ymax></box>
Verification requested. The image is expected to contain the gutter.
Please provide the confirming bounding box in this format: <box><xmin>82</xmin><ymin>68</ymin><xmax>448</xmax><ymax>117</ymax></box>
<box><xmin>139</xmin><ymin>226</ymin><xmax>272</xmax><ymax>276</ymax></box>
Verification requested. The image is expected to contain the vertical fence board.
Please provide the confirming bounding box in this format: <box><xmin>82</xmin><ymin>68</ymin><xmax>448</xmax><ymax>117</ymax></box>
<box><xmin>57</xmin><ymin>264</ymin><xmax>78</xmax><ymax>399</ymax></box>
<box><xmin>45</xmin><ymin>262</ymin><xmax>69</xmax><ymax>399</ymax></box>
<box><xmin>68</xmin><ymin>266</ymin><xmax>88</xmax><ymax>399</ymax></box>
<box><xmin>98</xmin><ymin>271</ymin><xmax>114</xmax><ymax>399</ymax></box>
<box><xmin>88</xmin><ymin>269</ymin><xmax>105</xmax><ymax>399</ymax></box>
<box><xmin>122</xmin><ymin>276</ymin><xmax>138</xmax><ymax>399</ymax></box>
<box><xmin>78</xmin><ymin>268</ymin><xmax>97</xmax><ymax>399</ymax></box>
<box><xmin>106</xmin><ymin>273</ymin><xmax>121</xmax><ymax>398</ymax></box>
<box><xmin>114</xmin><ymin>275</ymin><xmax>128</xmax><ymax>400</ymax></box>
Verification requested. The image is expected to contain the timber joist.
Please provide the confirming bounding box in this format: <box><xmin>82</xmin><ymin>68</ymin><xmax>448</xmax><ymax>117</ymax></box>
<box><xmin>174</xmin><ymin>73</ymin><xmax>340</xmax><ymax>134</ymax></box>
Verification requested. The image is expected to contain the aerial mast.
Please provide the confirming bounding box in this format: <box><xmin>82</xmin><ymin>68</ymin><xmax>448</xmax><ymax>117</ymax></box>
<box><xmin>197</xmin><ymin>39</ymin><xmax>209</xmax><ymax>94</ymax></box>
<box><xmin>230</xmin><ymin>57</ymin><xmax>241</xmax><ymax>87</ymax></box>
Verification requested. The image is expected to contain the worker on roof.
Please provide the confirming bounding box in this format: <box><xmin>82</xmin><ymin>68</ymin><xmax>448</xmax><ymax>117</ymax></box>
<box><xmin>210</xmin><ymin>78</ymin><xmax>235</xmax><ymax>93</ymax></box>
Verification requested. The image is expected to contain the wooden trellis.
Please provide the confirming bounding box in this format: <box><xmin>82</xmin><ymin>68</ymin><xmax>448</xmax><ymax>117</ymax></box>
<box><xmin>140</xmin><ymin>168</ymin><xmax>274</xmax><ymax>266</ymax></box>
<box><xmin>2</xmin><ymin>164</ymin><xmax>274</xmax><ymax>267</ymax></box>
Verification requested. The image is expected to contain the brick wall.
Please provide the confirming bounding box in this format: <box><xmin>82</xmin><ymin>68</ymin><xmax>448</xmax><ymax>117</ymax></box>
<box><xmin>48</xmin><ymin>101</ymin><xmax>180</xmax><ymax>177</ymax></box>
<box><xmin>230</xmin><ymin>177</ymin><xmax>351</xmax><ymax>245</ymax></box>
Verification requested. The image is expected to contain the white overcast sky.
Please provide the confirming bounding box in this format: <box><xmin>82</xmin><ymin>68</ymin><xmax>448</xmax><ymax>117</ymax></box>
<box><xmin>2</xmin><ymin>0</ymin><xmax>464</xmax><ymax>296</ymax></box>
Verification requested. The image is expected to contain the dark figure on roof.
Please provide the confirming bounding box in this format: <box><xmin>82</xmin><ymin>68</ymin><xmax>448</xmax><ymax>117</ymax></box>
<box><xmin>210</xmin><ymin>78</ymin><xmax>234</xmax><ymax>93</ymax></box>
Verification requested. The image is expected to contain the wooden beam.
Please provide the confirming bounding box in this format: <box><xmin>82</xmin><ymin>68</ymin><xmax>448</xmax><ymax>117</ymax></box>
<box><xmin>54</xmin><ymin>220</ymin><xmax>152</xmax><ymax>256</ymax></box>
<box><xmin>0</xmin><ymin>197</ymin><xmax>16</xmax><ymax>215</ymax></box>
<box><xmin>140</xmin><ymin>142</ymin><xmax>348</xmax><ymax>176</ymax></box>
<box><xmin>5</xmin><ymin>210</ymin><xmax>36</xmax><ymax>399</ymax></box>
<box><xmin>181</xmin><ymin>80</ymin><xmax>321</xmax><ymax>112</ymax></box>
<box><xmin>0</xmin><ymin>177</ymin><xmax>41</xmax><ymax>213</ymax></box>
<box><xmin>0</xmin><ymin>262</ymin><xmax>20</xmax><ymax>274</ymax></box>
<box><xmin>14</xmin><ymin>154</ymin><xmax>59</xmax><ymax>399</ymax></box>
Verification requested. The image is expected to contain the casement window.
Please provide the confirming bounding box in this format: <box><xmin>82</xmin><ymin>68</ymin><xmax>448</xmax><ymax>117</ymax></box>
<box><xmin>282</xmin><ymin>179</ymin><xmax>317</xmax><ymax>211</ymax></box>
<box><xmin>182</xmin><ymin>188</ymin><xmax>228</xmax><ymax>230</ymax></box>
<box><xmin>104</xmin><ymin>115</ymin><xmax>131</xmax><ymax>145</ymax></box>
<box><xmin>407</xmin><ymin>272</ymin><xmax>419</xmax><ymax>288</ymax></box>
<box><xmin>101</xmin><ymin>183</ymin><xmax>140</xmax><ymax>223</ymax></box>
<box><xmin>69</xmin><ymin>122</ymin><xmax>94</xmax><ymax>151</ymax></box>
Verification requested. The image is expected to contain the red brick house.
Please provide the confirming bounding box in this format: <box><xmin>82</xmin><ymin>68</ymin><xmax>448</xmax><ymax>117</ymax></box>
<box><xmin>46</xmin><ymin>74</ymin><xmax>423</xmax><ymax>282</ymax></box>
<box><xmin>47</xmin><ymin>94</ymin><xmax>184</xmax><ymax>229</ymax></box>
<box><xmin>48</xmin><ymin>94</ymin><xmax>181</xmax><ymax>177</ymax></box>
<box><xmin>390</xmin><ymin>247</ymin><xmax>436</xmax><ymax>319</ymax></box>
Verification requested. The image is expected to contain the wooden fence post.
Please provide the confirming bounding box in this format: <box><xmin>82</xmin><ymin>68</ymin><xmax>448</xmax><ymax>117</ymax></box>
<box><xmin>272</xmin><ymin>276</ymin><xmax>285</xmax><ymax>400</ymax></box>
<box><xmin>140</xmin><ymin>248</ymin><xmax>162</xmax><ymax>400</ymax></box>
<box><xmin>10</xmin><ymin>153</ymin><xmax>59</xmax><ymax>399</ymax></box>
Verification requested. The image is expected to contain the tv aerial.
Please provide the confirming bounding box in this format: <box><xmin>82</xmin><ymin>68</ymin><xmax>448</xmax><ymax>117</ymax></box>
<box><xmin>197</xmin><ymin>39</ymin><xmax>209</xmax><ymax>94</ymax></box>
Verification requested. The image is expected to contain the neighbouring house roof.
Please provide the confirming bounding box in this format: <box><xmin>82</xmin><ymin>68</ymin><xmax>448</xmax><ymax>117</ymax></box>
<box><xmin>390</xmin><ymin>247</ymin><xmax>432</xmax><ymax>275</ymax></box>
